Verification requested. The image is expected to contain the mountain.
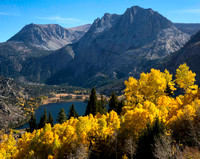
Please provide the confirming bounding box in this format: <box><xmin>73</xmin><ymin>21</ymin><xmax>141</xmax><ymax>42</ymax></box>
<box><xmin>174</xmin><ymin>23</ymin><xmax>200</xmax><ymax>35</ymax></box>
<box><xmin>8</xmin><ymin>23</ymin><xmax>90</xmax><ymax>51</ymax></box>
<box><xmin>0</xmin><ymin>76</ymin><xmax>28</xmax><ymax>129</ymax></box>
<box><xmin>47</xmin><ymin>6</ymin><xmax>190</xmax><ymax>87</ymax></box>
<box><xmin>160</xmin><ymin>30</ymin><xmax>200</xmax><ymax>83</ymax></box>
<box><xmin>67</xmin><ymin>24</ymin><xmax>91</xmax><ymax>33</ymax></box>
<box><xmin>0</xmin><ymin>23</ymin><xmax>91</xmax><ymax>83</ymax></box>
<box><xmin>0</xmin><ymin>41</ymin><xmax>75</xmax><ymax>83</ymax></box>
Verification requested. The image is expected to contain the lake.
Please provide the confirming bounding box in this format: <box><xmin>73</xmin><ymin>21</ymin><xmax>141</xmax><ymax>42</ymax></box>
<box><xmin>16</xmin><ymin>101</ymin><xmax>87</xmax><ymax>129</ymax></box>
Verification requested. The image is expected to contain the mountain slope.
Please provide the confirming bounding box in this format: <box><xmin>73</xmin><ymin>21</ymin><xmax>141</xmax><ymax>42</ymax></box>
<box><xmin>47</xmin><ymin>6</ymin><xmax>190</xmax><ymax>87</ymax></box>
<box><xmin>0</xmin><ymin>41</ymin><xmax>75</xmax><ymax>83</ymax></box>
<box><xmin>160</xmin><ymin>30</ymin><xmax>200</xmax><ymax>83</ymax></box>
<box><xmin>21</xmin><ymin>45</ymin><xmax>75</xmax><ymax>82</ymax></box>
<box><xmin>0</xmin><ymin>76</ymin><xmax>28</xmax><ymax>129</ymax></box>
<box><xmin>67</xmin><ymin>24</ymin><xmax>91</xmax><ymax>33</ymax></box>
<box><xmin>174</xmin><ymin>23</ymin><xmax>200</xmax><ymax>35</ymax></box>
<box><xmin>0</xmin><ymin>41</ymin><xmax>54</xmax><ymax>81</ymax></box>
<box><xmin>8</xmin><ymin>23</ymin><xmax>90</xmax><ymax>51</ymax></box>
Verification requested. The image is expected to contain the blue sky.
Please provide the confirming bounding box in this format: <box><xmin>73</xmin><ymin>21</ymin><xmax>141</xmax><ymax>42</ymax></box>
<box><xmin>1</xmin><ymin>0</ymin><xmax>200</xmax><ymax>42</ymax></box>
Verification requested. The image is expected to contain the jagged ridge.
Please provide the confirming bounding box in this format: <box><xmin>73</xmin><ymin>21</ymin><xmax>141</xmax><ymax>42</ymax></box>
<box><xmin>8</xmin><ymin>23</ymin><xmax>91</xmax><ymax>51</ymax></box>
<box><xmin>47</xmin><ymin>6</ymin><xmax>190</xmax><ymax>87</ymax></box>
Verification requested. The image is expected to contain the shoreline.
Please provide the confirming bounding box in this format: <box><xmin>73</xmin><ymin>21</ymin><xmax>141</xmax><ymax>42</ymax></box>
<box><xmin>14</xmin><ymin>92</ymin><xmax>108</xmax><ymax>130</ymax></box>
<box><xmin>40</xmin><ymin>99</ymin><xmax>87</xmax><ymax>106</ymax></box>
<box><xmin>41</xmin><ymin>93</ymin><xmax>89</xmax><ymax>105</ymax></box>
<box><xmin>14</xmin><ymin>93</ymin><xmax>89</xmax><ymax>130</ymax></box>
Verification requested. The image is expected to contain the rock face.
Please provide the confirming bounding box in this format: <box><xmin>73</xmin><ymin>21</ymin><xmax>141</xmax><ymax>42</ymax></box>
<box><xmin>8</xmin><ymin>23</ymin><xmax>91</xmax><ymax>51</ymax></box>
<box><xmin>0</xmin><ymin>76</ymin><xmax>28</xmax><ymax>129</ymax></box>
<box><xmin>160</xmin><ymin>30</ymin><xmax>200</xmax><ymax>83</ymax></box>
<box><xmin>47</xmin><ymin>6</ymin><xmax>190</xmax><ymax>87</ymax></box>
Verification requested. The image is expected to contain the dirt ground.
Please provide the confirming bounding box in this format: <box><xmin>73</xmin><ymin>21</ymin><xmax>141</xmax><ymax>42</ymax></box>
<box><xmin>42</xmin><ymin>93</ymin><xmax>89</xmax><ymax>105</ymax></box>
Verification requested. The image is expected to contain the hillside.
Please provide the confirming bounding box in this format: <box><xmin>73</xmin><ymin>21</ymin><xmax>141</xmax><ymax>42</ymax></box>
<box><xmin>0</xmin><ymin>41</ymin><xmax>54</xmax><ymax>82</ymax></box>
<box><xmin>160</xmin><ymin>30</ymin><xmax>200</xmax><ymax>83</ymax></box>
<box><xmin>0</xmin><ymin>76</ymin><xmax>28</xmax><ymax>130</ymax></box>
<box><xmin>21</xmin><ymin>45</ymin><xmax>75</xmax><ymax>82</ymax></box>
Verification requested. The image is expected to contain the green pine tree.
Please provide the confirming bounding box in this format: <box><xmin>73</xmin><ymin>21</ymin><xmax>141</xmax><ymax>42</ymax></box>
<box><xmin>48</xmin><ymin>112</ymin><xmax>54</xmax><ymax>127</ymax></box>
<box><xmin>68</xmin><ymin>104</ymin><xmax>79</xmax><ymax>119</ymax></box>
<box><xmin>109</xmin><ymin>92</ymin><xmax>118</xmax><ymax>112</ymax></box>
<box><xmin>99</xmin><ymin>95</ymin><xmax>107</xmax><ymax>114</ymax></box>
<box><xmin>29</xmin><ymin>114</ymin><xmax>37</xmax><ymax>133</ymax></box>
<box><xmin>38</xmin><ymin>108</ymin><xmax>48</xmax><ymax>129</ymax></box>
<box><xmin>57</xmin><ymin>108</ymin><xmax>67</xmax><ymax>124</ymax></box>
<box><xmin>84</xmin><ymin>87</ymin><xmax>99</xmax><ymax>116</ymax></box>
<box><xmin>135</xmin><ymin>117</ymin><xmax>165</xmax><ymax>159</ymax></box>
<box><xmin>165</xmin><ymin>84</ymin><xmax>173</xmax><ymax>97</ymax></box>
<box><xmin>118</xmin><ymin>99</ymin><xmax>125</xmax><ymax>115</ymax></box>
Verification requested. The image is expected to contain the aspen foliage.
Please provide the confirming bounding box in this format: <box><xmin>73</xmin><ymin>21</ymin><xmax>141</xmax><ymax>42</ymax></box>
<box><xmin>0</xmin><ymin>64</ymin><xmax>200</xmax><ymax>158</ymax></box>
<box><xmin>124</xmin><ymin>68</ymin><xmax>176</xmax><ymax>107</ymax></box>
<box><xmin>0</xmin><ymin>132</ymin><xmax>16</xmax><ymax>159</ymax></box>
<box><xmin>175</xmin><ymin>63</ymin><xmax>198</xmax><ymax>93</ymax></box>
<box><xmin>123</xmin><ymin>64</ymin><xmax>199</xmax><ymax>138</ymax></box>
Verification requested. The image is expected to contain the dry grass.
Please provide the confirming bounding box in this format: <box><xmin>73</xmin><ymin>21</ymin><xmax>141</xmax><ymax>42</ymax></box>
<box><xmin>179</xmin><ymin>147</ymin><xmax>200</xmax><ymax>159</ymax></box>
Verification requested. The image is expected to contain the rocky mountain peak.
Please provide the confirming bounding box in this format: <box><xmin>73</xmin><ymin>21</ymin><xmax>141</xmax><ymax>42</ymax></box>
<box><xmin>88</xmin><ymin>13</ymin><xmax>120</xmax><ymax>35</ymax></box>
<box><xmin>46</xmin><ymin>6</ymin><xmax>190</xmax><ymax>87</ymax></box>
<box><xmin>122</xmin><ymin>6</ymin><xmax>172</xmax><ymax>30</ymax></box>
<box><xmin>7</xmin><ymin>23</ymin><xmax>90</xmax><ymax>51</ymax></box>
<box><xmin>0</xmin><ymin>6</ymin><xmax>192</xmax><ymax>88</ymax></box>
<box><xmin>125</xmin><ymin>5</ymin><xmax>143</xmax><ymax>15</ymax></box>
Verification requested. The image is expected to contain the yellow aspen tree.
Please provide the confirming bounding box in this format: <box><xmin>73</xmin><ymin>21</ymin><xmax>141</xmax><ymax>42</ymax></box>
<box><xmin>175</xmin><ymin>63</ymin><xmax>198</xmax><ymax>93</ymax></box>
<box><xmin>124</xmin><ymin>68</ymin><xmax>175</xmax><ymax>111</ymax></box>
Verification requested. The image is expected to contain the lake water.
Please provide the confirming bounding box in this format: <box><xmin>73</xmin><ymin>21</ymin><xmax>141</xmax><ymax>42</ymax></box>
<box><xmin>16</xmin><ymin>101</ymin><xmax>87</xmax><ymax>129</ymax></box>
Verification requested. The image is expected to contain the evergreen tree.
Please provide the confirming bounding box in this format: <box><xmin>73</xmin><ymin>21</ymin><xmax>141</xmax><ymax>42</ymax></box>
<box><xmin>118</xmin><ymin>99</ymin><xmax>125</xmax><ymax>115</ymax></box>
<box><xmin>38</xmin><ymin>108</ymin><xmax>48</xmax><ymax>129</ymax></box>
<box><xmin>48</xmin><ymin>112</ymin><xmax>54</xmax><ymax>127</ymax></box>
<box><xmin>165</xmin><ymin>84</ymin><xmax>173</xmax><ymax>97</ymax></box>
<box><xmin>68</xmin><ymin>104</ymin><xmax>79</xmax><ymax>119</ymax></box>
<box><xmin>135</xmin><ymin>117</ymin><xmax>165</xmax><ymax>159</ymax></box>
<box><xmin>29</xmin><ymin>114</ymin><xmax>37</xmax><ymax>133</ymax></box>
<box><xmin>99</xmin><ymin>95</ymin><xmax>107</xmax><ymax>114</ymax></box>
<box><xmin>84</xmin><ymin>87</ymin><xmax>99</xmax><ymax>116</ymax></box>
<box><xmin>109</xmin><ymin>92</ymin><xmax>118</xmax><ymax>112</ymax></box>
<box><xmin>57</xmin><ymin>108</ymin><xmax>67</xmax><ymax>124</ymax></box>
